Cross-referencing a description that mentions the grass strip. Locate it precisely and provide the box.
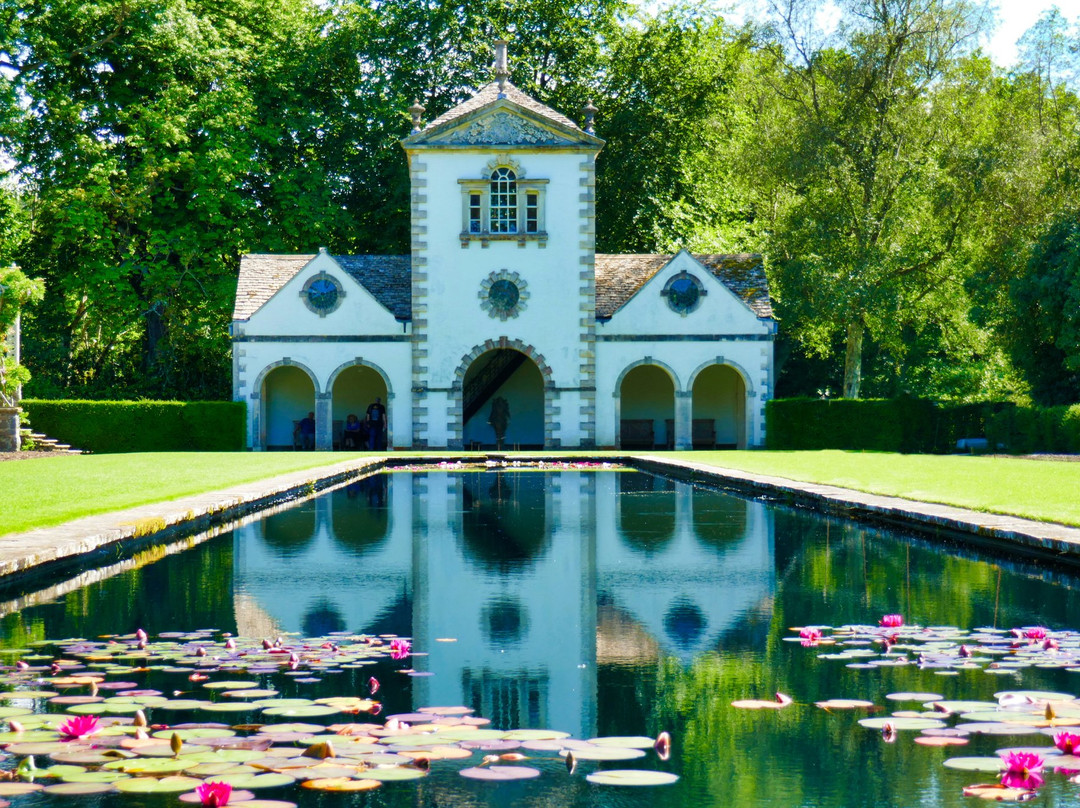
[669,450,1080,527]
[0,452,373,536]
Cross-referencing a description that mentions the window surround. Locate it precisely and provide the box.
[459,156,549,248]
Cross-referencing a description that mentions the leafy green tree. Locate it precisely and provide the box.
[753,0,997,398]
[0,263,44,405]
[595,8,757,253]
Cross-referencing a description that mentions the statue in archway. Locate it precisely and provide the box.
[488,396,510,448]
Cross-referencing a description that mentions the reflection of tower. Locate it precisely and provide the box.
[412,471,597,738]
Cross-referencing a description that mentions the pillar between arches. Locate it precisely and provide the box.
[316,392,333,451]
[674,390,692,451]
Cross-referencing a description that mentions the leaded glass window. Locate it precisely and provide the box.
[525,192,538,233]
[469,192,482,233]
[490,168,517,233]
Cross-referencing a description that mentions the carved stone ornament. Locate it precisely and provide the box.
[443,112,568,146]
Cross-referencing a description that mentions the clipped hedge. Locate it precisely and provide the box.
[986,404,1080,454]
[766,398,1010,453]
[22,400,246,453]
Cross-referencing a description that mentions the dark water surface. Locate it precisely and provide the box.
[2,469,1079,807]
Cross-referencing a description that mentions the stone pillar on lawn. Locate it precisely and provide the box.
[0,407,20,452]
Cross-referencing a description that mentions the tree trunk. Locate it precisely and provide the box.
[843,320,864,398]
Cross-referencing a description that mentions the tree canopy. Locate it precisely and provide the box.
[2,0,1078,404]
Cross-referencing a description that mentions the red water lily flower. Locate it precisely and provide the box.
[879,614,903,628]
[59,715,99,740]
[389,639,411,660]
[1001,751,1044,790]
[195,780,232,807]
[1021,627,1048,642]
[1055,732,1080,754]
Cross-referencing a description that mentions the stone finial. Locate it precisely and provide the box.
[582,99,597,134]
[494,39,510,97]
[409,100,426,134]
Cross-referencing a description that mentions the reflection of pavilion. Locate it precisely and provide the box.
[231,470,774,737]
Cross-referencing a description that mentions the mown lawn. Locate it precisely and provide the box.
[0,452,375,536]
[3,449,1077,537]
[671,450,1080,527]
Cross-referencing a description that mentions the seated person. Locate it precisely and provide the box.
[342,413,363,450]
[298,411,316,450]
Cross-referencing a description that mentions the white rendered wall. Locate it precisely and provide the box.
[595,252,774,448]
[409,146,595,447]
[234,253,413,449]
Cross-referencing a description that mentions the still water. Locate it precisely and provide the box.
[2,469,1080,807]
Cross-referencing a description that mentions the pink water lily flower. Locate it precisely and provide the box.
[1001,751,1044,790]
[1055,732,1080,755]
[879,614,903,628]
[799,627,822,646]
[58,714,99,740]
[195,780,232,807]
[1024,627,1048,641]
[389,639,411,660]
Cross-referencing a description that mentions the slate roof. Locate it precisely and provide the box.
[233,254,315,321]
[234,252,772,323]
[594,253,773,320]
[332,255,411,320]
[232,253,411,322]
[424,81,583,133]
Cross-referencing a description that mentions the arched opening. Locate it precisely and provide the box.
[616,471,676,554]
[331,478,390,557]
[619,365,674,449]
[462,349,544,449]
[692,364,746,449]
[262,365,316,450]
[460,472,549,571]
[259,502,317,556]
[331,365,389,450]
[692,489,749,554]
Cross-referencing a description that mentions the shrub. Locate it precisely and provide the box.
[766,398,1012,453]
[21,400,246,453]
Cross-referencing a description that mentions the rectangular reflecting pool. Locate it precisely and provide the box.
[2,468,1079,807]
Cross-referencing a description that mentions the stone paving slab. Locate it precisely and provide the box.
[636,455,1080,563]
[0,456,386,579]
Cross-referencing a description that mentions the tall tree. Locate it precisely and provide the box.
[753,0,995,398]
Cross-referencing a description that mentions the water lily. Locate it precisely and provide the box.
[368,676,380,695]
[655,731,671,760]
[881,721,897,743]
[195,780,232,807]
[799,627,822,646]
[58,715,99,740]
[1000,751,1044,790]
[1055,732,1080,754]
[879,614,903,628]
[389,638,411,660]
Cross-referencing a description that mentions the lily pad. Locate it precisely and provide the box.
[502,729,571,741]
[0,783,44,796]
[587,736,655,748]
[815,699,876,709]
[262,705,340,718]
[358,767,427,781]
[586,770,679,786]
[459,765,541,781]
[114,776,204,793]
[42,782,117,796]
[564,746,646,761]
[942,757,1007,772]
[858,717,946,730]
[961,783,1038,801]
[215,773,297,789]
[886,692,944,701]
[301,778,381,791]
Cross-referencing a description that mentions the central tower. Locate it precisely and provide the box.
[401,42,604,449]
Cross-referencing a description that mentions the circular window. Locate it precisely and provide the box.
[300,272,345,316]
[662,272,706,315]
[479,270,528,320]
[489,279,520,312]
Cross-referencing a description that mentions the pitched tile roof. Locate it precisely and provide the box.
[232,253,411,321]
[595,253,773,320]
[234,252,772,323]
[233,254,315,321]
[424,81,582,133]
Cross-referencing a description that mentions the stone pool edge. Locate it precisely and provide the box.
[0,456,389,580]
[634,455,1080,565]
[5,453,1080,583]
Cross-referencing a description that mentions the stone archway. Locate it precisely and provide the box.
[616,361,679,449]
[451,338,554,449]
[255,361,319,450]
[328,360,392,450]
[689,362,749,449]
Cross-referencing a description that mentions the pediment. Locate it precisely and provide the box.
[430,109,577,146]
[404,90,603,150]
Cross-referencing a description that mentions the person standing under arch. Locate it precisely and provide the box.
[366,397,386,450]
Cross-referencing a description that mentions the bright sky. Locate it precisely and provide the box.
[696,0,1080,67]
